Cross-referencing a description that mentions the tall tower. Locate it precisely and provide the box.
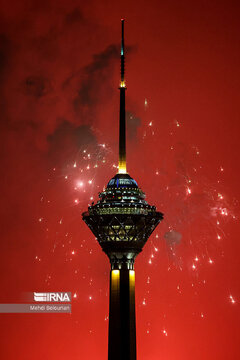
[82,20,163,360]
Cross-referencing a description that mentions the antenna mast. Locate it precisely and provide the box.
[118,19,127,174]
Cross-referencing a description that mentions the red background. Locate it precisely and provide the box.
[0,1,239,359]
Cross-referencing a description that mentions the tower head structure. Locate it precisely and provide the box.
[83,172,163,270]
[82,20,163,360]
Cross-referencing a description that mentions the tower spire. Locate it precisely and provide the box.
[120,19,125,85]
[119,19,127,174]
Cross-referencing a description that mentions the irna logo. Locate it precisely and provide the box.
[34,292,71,302]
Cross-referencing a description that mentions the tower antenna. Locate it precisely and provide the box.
[119,19,127,174]
[121,19,125,84]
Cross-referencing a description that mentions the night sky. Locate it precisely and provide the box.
[0,1,240,359]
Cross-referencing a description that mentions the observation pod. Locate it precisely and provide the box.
[83,173,163,270]
[82,20,163,360]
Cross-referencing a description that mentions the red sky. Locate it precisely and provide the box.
[0,0,240,359]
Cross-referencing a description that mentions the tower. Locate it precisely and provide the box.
[82,20,163,360]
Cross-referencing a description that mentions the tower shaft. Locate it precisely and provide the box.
[108,269,136,360]
[119,88,126,173]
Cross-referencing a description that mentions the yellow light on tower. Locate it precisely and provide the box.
[129,270,135,287]
[129,270,135,278]
[112,270,120,277]
[111,269,120,294]
[118,161,127,174]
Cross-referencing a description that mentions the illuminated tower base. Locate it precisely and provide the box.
[108,268,136,360]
